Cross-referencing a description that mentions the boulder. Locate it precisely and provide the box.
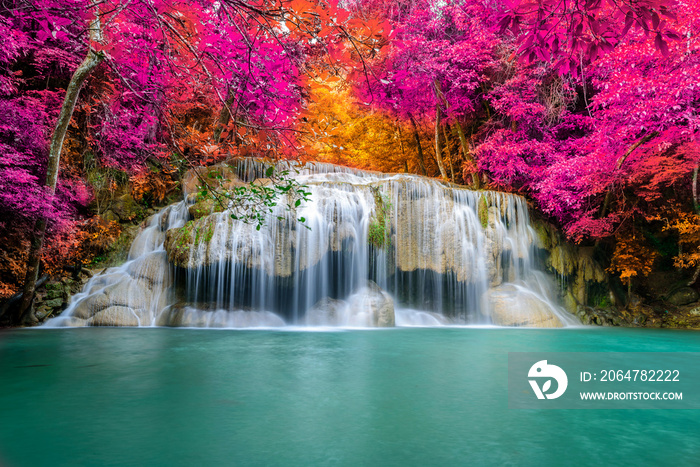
[45,282,65,300]
[182,164,246,196]
[159,206,172,231]
[102,279,150,310]
[305,297,348,326]
[102,210,119,223]
[69,274,155,321]
[155,305,207,327]
[126,252,171,288]
[34,305,53,321]
[347,281,395,327]
[88,306,140,326]
[489,284,564,327]
[188,198,220,220]
[155,305,285,328]
[111,193,137,221]
[72,293,112,319]
[42,298,64,309]
[667,287,699,306]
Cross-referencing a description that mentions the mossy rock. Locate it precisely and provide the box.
[188,198,222,220]
[102,210,119,223]
[110,193,137,221]
[478,195,488,228]
[43,298,64,309]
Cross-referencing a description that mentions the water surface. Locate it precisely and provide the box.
[0,327,698,466]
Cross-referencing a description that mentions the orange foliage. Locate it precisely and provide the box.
[0,238,29,299]
[607,231,658,284]
[43,217,122,275]
[130,163,179,203]
[660,211,700,269]
[301,84,439,174]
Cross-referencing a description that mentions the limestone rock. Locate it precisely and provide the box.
[159,206,172,231]
[155,305,285,327]
[156,305,208,327]
[563,290,578,314]
[577,248,606,283]
[126,252,171,288]
[489,284,564,327]
[182,164,246,196]
[88,306,140,326]
[42,298,64,309]
[164,212,325,277]
[305,297,348,326]
[348,281,395,327]
[549,245,576,276]
[69,267,164,321]
[72,293,112,319]
[667,287,699,306]
[102,210,119,223]
[188,198,220,220]
[111,193,137,221]
[102,279,150,310]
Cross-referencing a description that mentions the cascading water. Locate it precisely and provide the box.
[45,159,579,328]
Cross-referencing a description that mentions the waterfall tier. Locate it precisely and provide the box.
[46,159,579,328]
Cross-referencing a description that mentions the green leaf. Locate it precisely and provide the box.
[266,166,275,177]
[295,199,301,207]
[299,217,306,223]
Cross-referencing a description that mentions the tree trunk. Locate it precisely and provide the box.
[396,122,409,172]
[442,123,455,182]
[693,164,699,215]
[687,164,700,286]
[432,87,448,181]
[409,115,427,176]
[454,121,480,188]
[432,79,479,187]
[213,90,237,143]
[18,16,104,324]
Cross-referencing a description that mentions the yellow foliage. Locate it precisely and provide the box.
[131,165,178,203]
[301,84,441,175]
[607,231,658,285]
[664,211,700,269]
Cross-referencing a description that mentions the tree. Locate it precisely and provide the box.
[354,0,498,185]
[1,0,387,322]
[19,10,105,322]
[497,0,680,75]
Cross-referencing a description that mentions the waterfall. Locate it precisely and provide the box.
[45,160,579,328]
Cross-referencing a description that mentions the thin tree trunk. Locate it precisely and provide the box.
[693,164,699,214]
[431,81,448,181]
[18,15,104,324]
[408,115,427,176]
[687,163,700,286]
[396,122,409,172]
[432,79,479,187]
[442,123,455,182]
[454,121,480,188]
[213,89,237,143]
